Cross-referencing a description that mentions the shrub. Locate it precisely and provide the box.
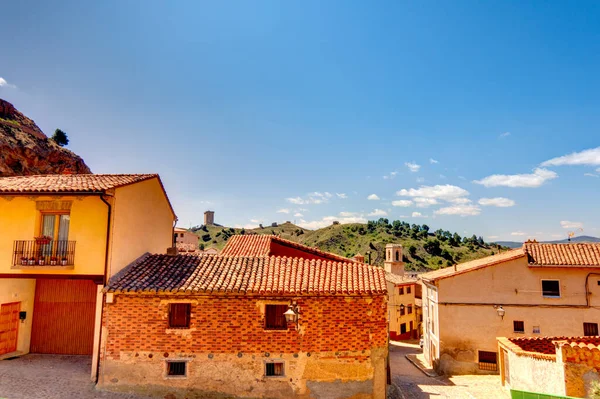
[51,129,69,146]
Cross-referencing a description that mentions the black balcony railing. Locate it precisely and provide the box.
[13,240,76,266]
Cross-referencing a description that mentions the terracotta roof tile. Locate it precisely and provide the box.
[505,336,600,356]
[221,235,355,263]
[420,249,526,282]
[105,254,387,296]
[0,174,158,193]
[524,241,600,266]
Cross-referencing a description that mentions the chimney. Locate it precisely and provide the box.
[166,247,179,256]
[353,253,365,263]
[204,210,215,226]
[384,243,404,275]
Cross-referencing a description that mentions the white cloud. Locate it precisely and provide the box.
[597,168,600,173]
[286,192,331,205]
[448,197,472,205]
[392,200,413,207]
[434,204,481,217]
[339,211,360,217]
[560,221,583,229]
[367,194,380,200]
[405,162,421,172]
[276,208,290,214]
[411,212,426,218]
[541,147,600,167]
[499,132,511,139]
[487,235,499,240]
[0,77,16,89]
[250,219,263,223]
[293,212,303,217]
[584,173,599,178]
[416,177,425,183]
[383,171,398,180]
[511,231,526,236]
[430,158,439,164]
[439,174,446,179]
[473,168,558,188]
[414,197,439,208]
[297,215,367,230]
[396,184,470,201]
[336,193,348,199]
[478,197,516,207]
[368,209,388,217]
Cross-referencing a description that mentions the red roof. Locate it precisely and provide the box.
[507,336,600,355]
[0,174,159,193]
[524,241,600,266]
[0,173,177,219]
[106,254,387,296]
[221,235,355,263]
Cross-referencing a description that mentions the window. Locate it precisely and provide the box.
[395,251,400,261]
[265,361,284,377]
[40,213,70,257]
[407,286,411,294]
[478,351,497,371]
[400,306,405,316]
[399,287,404,295]
[167,361,186,376]
[407,305,413,314]
[168,303,191,328]
[584,322,599,336]
[513,321,525,333]
[542,280,560,297]
[532,326,541,334]
[400,323,407,334]
[265,304,288,330]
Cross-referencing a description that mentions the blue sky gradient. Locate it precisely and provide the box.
[1,1,599,240]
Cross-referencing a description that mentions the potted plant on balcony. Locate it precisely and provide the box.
[28,256,35,266]
[34,235,52,245]
[38,256,45,266]
[20,256,28,266]
[50,256,58,266]
[61,257,68,266]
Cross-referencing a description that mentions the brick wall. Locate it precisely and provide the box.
[99,293,388,398]
[102,294,387,358]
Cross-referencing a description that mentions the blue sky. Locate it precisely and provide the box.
[1,1,599,241]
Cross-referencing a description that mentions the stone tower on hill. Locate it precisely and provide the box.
[204,210,214,226]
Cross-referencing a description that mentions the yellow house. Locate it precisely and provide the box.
[421,241,600,375]
[174,227,199,252]
[0,174,176,380]
[383,244,421,340]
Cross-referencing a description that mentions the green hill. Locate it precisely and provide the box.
[189,219,506,272]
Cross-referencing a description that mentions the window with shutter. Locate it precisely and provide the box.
[265,361,285,376]
[513,321,525,333]
[169,303,191,328]
[584,322,599,336]
[265,304,288,330]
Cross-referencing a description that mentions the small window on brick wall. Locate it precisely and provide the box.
[513,321,525,333]
[265,304,288,330]
[167,361,186,377]
[265,361,284,377]
[169,303,191,328]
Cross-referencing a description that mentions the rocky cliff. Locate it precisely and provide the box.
[0,99,91,176]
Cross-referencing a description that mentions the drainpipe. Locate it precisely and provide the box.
[95,193,113,384]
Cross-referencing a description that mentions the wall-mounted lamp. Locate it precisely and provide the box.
[493,305,505,320]
[19,311,27,323]
[399,304,405,312]
[284,303,300,330]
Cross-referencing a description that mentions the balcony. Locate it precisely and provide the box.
[13,240,76,267]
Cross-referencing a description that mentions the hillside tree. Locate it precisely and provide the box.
[51,129,69,146]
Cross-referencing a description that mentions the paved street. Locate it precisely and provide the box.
[389,341,510,399]
[0,355,147,399]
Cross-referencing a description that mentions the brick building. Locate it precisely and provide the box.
[98,247,388,398]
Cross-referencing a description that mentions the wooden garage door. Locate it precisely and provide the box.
[30,279,97,355]
[0,302,20,356]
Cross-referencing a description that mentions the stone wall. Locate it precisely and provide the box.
[98,294,388,398]
[561,344,600,398]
